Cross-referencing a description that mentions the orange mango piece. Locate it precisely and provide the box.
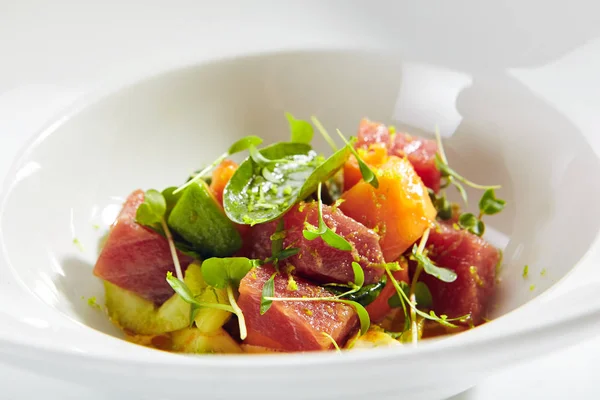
[343,143,388,191]
[209,159,249,237]
[210,159,239,204]
[339,156,436,262]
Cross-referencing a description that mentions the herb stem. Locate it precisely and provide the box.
[386,264,461,327]
[409,228,431,344]
[161,219,184,281]
[227,285,247,340]
[175,153,226,194]
[192,301,236,313]
[264,296,340,303]
[435,126,449,165]
[322,332,342,352]
[311,116,338,152]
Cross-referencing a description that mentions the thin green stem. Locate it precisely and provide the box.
[227,285,247,340]
[322,332,341,352]
[191,301,235,313]
[161,219,183,281]
[311,116,338,152]
[174,153,226,194]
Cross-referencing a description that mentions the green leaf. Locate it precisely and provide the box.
[223,143,315,224]
[351,261,365,289]
[458,212,485,236]
[260,272,276,315]
[479,188,506,215]
[302,183,353,251]
[275,247,300,261]
[454,180,468,205]
[458,212,478,229]
[338,300,370,335]
[228,135,263,155]
[223,139,351,225]
[413,281,433,308]
[135,189,166,230]
[162,187,183,219]
[336,129,379,188]
[286,112,314,144]
[270,219,285,259]
[388,281,433,308]
[411,246,457,283]
[201,257,257,289]
[166,271,197,303]
[321,228,353,251]
[166,271,236,323]
[428,189,453,220]
[330,275,387,306]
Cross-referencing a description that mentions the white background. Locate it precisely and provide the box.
[1,1,599,399]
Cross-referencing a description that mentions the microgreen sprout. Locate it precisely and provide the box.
[336,129,379,189]
[201,257,259,340]
[433,127,505,236]
[303,182,353,251]
[166,272,236,327]
[286,112,314,144]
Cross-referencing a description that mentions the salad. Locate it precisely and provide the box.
[93,115,505,353]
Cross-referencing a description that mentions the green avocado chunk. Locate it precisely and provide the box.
[168,181,242,257]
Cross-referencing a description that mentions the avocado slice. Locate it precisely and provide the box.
[105,262,231,335]
[167,181,242,257]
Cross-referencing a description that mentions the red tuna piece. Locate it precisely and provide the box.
[390,132,441,192]
[356,118,441,192]
[94,190,193,304]
[238,265,358,351]
[418,223,499,325]
[244,203,386,285]
[357,118,392,149]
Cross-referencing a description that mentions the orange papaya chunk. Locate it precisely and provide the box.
[340,156,436,262]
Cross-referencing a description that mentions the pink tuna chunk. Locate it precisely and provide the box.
[93,190,193,304]
[242,202,386,285]
[238,264,358,351]
[419,223,499,325]
[356,118,441,192]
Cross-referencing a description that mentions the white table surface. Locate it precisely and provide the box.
[1,1,598,399]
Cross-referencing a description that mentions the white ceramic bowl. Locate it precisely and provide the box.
[2,4,600,400]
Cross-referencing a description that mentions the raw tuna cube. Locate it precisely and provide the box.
[419,223,499,324]
[238,265,358,351]
[94,190,193,304]
[355,118,441,192]
[242,203,386,286]
[357,118,392,149]
[390,132,441,193]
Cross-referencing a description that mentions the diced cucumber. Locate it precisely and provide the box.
[167,181,241,257]
[171,327,242,354]
[186,262,232,333]
[104,262,232,336]
[104,281,189,335]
